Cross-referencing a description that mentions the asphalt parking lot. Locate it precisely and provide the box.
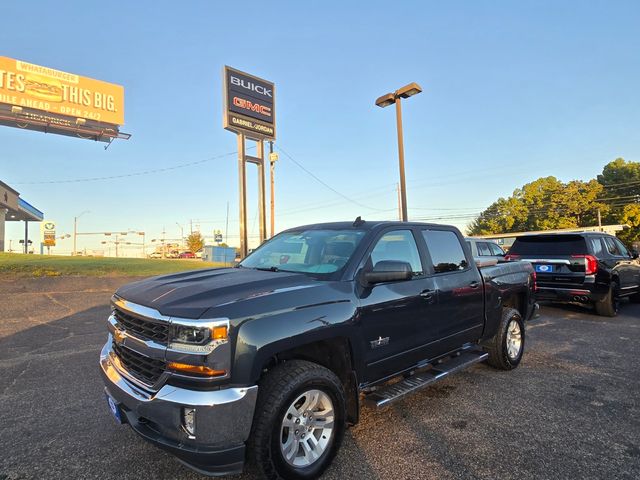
[1,276,638,480]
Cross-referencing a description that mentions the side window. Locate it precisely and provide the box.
[613,238,630,257]
[489,243,505,256]
[370,230,423,274]
[477,242,491,256]
[604,237,622,256]
[422,230,469,274]
[590,237,604,257]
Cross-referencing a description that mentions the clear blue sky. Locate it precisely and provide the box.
[2,0,639,253]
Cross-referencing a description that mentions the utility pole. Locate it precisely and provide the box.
[597,208,602,231]
[397,183,402,221]
[176,222,184,247]
[225,201,229,244]
[269,141,278,237]
[73,210,90,256]
[161,226,166,259]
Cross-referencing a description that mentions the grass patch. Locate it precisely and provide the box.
[0,253,229,278]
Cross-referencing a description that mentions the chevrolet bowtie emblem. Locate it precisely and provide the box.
[113,328,125,344]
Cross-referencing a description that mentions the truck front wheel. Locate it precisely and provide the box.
[485,308,525,370]
[249,360,346,480]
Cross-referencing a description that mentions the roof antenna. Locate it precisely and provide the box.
[353,216,365,227]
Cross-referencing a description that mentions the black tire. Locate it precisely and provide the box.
[594,281,620,317]
[248,360,346,480]
[485,308,525,370]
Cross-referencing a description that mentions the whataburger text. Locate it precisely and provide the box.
[0,56,124,125]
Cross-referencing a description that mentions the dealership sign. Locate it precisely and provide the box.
[41,220,56,247]
[223,66,275,140]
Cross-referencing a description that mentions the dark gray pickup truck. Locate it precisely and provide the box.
[100,220,537,479]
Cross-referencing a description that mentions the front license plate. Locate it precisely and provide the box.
[106,394,124,424]
[535,264,554,273]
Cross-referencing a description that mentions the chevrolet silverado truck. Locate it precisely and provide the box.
[100,220,537,479]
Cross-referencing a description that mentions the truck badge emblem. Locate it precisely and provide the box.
[370,336,390,348]
[113,328,125,345]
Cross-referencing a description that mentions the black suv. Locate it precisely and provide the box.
[506,232,640,316]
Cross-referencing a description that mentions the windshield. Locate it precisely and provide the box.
[239,229,367,276]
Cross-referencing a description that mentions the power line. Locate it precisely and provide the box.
[275,144,391,212]
[11,149,249,185]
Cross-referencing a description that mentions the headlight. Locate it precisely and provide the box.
[172,325,211,345]
[169,321,229,353]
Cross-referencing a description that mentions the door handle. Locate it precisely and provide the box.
[469,281,480,289]
[420,289,435,300]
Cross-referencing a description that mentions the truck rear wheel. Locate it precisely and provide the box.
[248,360,346,480]
[594,281,619,317]
[485,308,525,370]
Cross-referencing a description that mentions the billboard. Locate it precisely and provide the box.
[223,66,275,140]
[41,220,56,247]
[0,56,124,126]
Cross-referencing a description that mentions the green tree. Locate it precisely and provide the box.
[597,158,640,224]
[618,203,640,246]
[468,177,607,235]
[186,232,204,253]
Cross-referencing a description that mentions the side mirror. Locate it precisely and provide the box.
[363,260,413,285]
[632,250,639,260]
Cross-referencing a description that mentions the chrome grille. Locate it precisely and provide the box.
[112,342,166,386]
[113,307,169,344]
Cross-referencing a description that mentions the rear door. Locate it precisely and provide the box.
[603,236,640,292]
[508,235,591,290]
[419,228,484,355]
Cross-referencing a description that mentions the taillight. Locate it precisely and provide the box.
[572,254,598,275]
[504,254,520,261]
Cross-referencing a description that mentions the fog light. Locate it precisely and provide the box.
[183,408,196,438]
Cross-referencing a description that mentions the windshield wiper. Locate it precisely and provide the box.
[255,266,280,272]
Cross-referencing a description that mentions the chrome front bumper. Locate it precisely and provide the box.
[100,341,258,475]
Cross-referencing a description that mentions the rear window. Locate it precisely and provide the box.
[509,235,588,256]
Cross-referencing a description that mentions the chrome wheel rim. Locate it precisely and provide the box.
[279,389,334,468]
[506,319,522,359]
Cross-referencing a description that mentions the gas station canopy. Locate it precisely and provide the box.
[1,180,43,222]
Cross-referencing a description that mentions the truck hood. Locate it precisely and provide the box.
[114,267,319,319]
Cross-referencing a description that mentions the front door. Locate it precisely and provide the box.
[358,229,432,383]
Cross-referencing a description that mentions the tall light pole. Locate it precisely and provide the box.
[375,82,423,222]
[73,210,90,255]
[176,222,184,247]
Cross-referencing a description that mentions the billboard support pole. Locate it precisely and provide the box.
[238,134,248,259]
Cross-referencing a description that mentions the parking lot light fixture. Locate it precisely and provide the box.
[375,82,423,222]
[375,93,395,108]
[396,82,422,98]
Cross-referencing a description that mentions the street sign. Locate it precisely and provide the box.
[223,66,275,140]
[214,233,223,243]
[41,220,56,247]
